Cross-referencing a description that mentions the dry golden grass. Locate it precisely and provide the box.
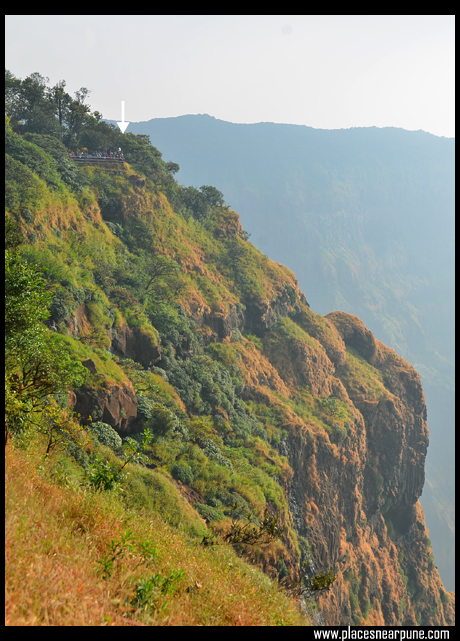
[236,340,291,397]
[5,444,311,626]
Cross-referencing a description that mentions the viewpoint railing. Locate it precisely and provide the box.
[70,156,125,164]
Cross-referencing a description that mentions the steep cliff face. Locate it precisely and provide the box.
[190,279,454,624]
[260,311,453,625]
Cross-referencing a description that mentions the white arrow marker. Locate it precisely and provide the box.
[117,101,129,133]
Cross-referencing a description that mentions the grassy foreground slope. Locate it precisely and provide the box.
[5,443,309,626]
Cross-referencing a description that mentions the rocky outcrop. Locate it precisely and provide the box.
[65,304,91,339]
[293,307,347,368]
[187,285,306,343]
[111,325,162,368]
[195,298,454,624]
[70,380,138,433]
[212,208,247,240]
[244,296,293,335]
[82,358,97,374]
[326,311,384,367]
[203,303,245,340]
[274,335,335,397]
[275,311,454,625]
[63,307,162,369]
[237,342,291,397]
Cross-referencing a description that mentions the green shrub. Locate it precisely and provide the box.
[244,333,263,351]
[277,558,290,581]
[171,463,194,485]
[22,208,34,224]
[151,406,176,437]
[303,567,336,596]
[136,396,177,437]
[217,490,249,512]
[347,573,360,614]
[89,421,122,450]
[320,396,346,418]
[130,569,185,614]
[202,438,233,471]
[398,565,409,588]
[23,132,84,191]
[349,591,360,612]
[330,422,347,444]
[385,516,395,539]
[440,591,450,605]
[231,328,242,342]
[205,496,222,508]
[5,127,63,189]
[360,596,371,618]
[49,287,75,322]
[5,153,46,214]
[87,456,125,492]
[194,502,224,523]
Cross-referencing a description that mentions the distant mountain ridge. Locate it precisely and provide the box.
[113,115,455,591]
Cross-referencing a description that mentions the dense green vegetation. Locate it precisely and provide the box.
[126,113,455,592]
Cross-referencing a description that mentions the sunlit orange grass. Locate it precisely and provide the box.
[236,340,291,397]
[154,537,305,626]
[5,446,132,626]
[5,445,310,626]
[34,189,84,233]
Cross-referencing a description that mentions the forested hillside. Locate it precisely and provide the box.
[5,71,454,626]
[124,114,455,591]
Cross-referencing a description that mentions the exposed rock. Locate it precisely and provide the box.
[293,306,347,368]
[70,380,137,433]
[82,358,97,374]
[203,303,245,340]
[175,336,194,359]
[111,325,162,368]
[67,390,77,408]
[276,311,453,625]
[326,311,384,367]
[72,304,91,338]
[185,285,304,345]
[237,341,291,396]
[64,314,78,337]
[244,296,290,334]
[172,480,205,506]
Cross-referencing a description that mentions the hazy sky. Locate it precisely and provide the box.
[5,15,455,138]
